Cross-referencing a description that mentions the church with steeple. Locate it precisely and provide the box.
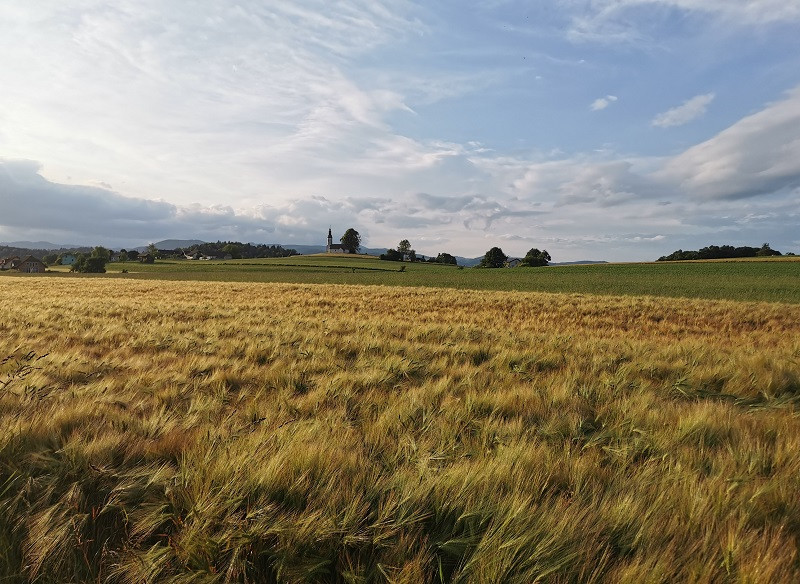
[326,228,346,253]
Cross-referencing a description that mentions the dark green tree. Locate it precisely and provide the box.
[340,229,361,254]
[380,249,404,261]
[397,239,411,256]
[519,248,551,267]
[222,243,241,259]
[91,246,111,262]
[433,252,457,265]
[479,247,507,268]
[756,243,781,257]
[71,253,107,273]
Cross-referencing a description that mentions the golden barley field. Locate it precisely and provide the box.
[1,276,800,583]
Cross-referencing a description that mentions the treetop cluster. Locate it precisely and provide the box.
[657,243,782,262]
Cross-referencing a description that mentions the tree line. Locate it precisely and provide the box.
[379,239,458,265]
[1,246,91,264]
[49,241,300,273]
[657,243,784,261]
[478,247,551,268]
[180,241,298,259]
[378,240,552,268]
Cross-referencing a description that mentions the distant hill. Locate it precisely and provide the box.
[0,241,81,250]
[455,256,482,267]
[0,243,92,260]
[132,239,207,252]
[287,244,389,256]
[156,239,207,250]
[282,244,325,255]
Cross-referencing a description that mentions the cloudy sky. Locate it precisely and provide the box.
[2,1,799,261]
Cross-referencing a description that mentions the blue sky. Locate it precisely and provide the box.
[1,1,799,260]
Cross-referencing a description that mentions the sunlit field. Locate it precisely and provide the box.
[2,277,800,582]
[36,254,800,304]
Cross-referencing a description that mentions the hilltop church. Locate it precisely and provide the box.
[326,228,347,253]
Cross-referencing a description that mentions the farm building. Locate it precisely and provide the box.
[3,256,47,273]
[0,256,20,270]
[0,257,21,271]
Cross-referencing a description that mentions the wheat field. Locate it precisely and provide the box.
[1,276,799,582]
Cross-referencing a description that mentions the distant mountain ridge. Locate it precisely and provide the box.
[132,239,208,252]
[0,241,82,250]
[285,244,389,256]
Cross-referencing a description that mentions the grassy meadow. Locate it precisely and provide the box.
[37,254,800,304]
[2,275,800,582]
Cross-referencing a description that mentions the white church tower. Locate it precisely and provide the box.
[326,227,345,253]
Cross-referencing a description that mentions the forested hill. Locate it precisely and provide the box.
[0,245,91,260]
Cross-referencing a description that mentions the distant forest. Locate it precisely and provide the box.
[0,242,298,263]
[181,241,298,259]
[657,243,786,261]
[0,245,91,261]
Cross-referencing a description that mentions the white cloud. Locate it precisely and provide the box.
[507,155,668,207]
[0,158,535,250]
[590,95,618,111]
[506,87,800,208]
[3,146,799,261]
[636,0,800,25]
[566,0,800,43]
[658,87,800,199]
[0,1,426,206]
[0,158,355,246]
[652,93,715,128]
[1,2,799,261]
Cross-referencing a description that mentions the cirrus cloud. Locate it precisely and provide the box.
[652,93,715,128]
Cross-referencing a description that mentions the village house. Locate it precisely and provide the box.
[16,256,47,273]
[60,254,77,266]
[0,257,21,271]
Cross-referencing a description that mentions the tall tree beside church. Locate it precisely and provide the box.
[340,229,361,254]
